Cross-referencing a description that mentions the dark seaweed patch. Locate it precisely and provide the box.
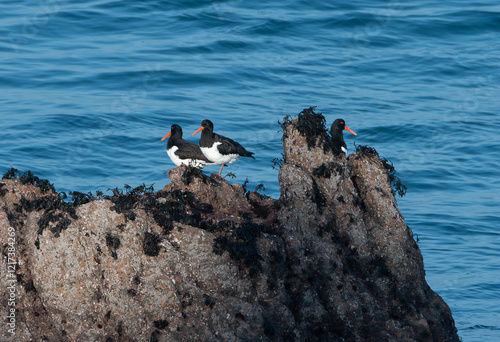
[199,219,236,233]
[223,172,236,179]
[108,191,137,221]
[25,279,36,293]
[125,183,155,196]
[180,166,206,185]
[3,168,274,256]
[203,294,216,308]
[281,107,333,153]
[310,179,326,214]
[255,183,266,193]
[0,183,7,197]
[17,196,64,214]
[105,187,206,233]
[70,184,208,234]
[139,196,174,234]
[70,191,96,206]
[158,190,207,228]
[15,194,77,237]
[117,322,123,337]
[381,159,407,197]
[106,233,121,249]
[143,232,162,257]
[37,210,73,237]
[246,190,275,220]
[271,156,284,170]
[153,320,169,330]
[355,144,379,156]
[213,221,264,277]
[153,319,168,330]
[313,163,331,178]
[106,233,121,259]
[352,195,366,211]
[106,184,155,221]
[21,171,56,194]
[150,330,161,342]
[2,167,20,180]
[241,178,250,192]
[52,217,71,237]
[2,168,56,194]
[251,202,270,219]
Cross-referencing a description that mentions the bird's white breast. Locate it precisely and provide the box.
[201,143,240,165]
[167,146,208,168]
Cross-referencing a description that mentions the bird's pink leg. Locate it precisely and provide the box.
[218,164,224,177]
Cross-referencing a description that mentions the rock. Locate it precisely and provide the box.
[277,110,458,341]
[0,110,459,341]
[164,166,253,218]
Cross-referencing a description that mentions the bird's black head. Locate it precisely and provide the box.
[161,124,183,141]
[200,119,214,132]
[170,124,183,136]
[331,118,357,136]
[331,118,346,131]
[191,119,214,137]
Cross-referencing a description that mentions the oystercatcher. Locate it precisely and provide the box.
[331,119,357,154]
[191,119,255,176]
[161,124,215,168]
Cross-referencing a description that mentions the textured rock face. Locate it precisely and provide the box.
[277,113,457,341]
[0,112,459,341]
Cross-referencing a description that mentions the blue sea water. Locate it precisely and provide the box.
[1,1,499,340]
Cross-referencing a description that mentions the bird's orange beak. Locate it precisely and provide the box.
[161,132,171,141]
[191,126,204,136]
[345,126,357,136]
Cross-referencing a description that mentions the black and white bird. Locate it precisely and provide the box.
[191,119,255,176]
[161,124,215,168]
[330,118,357,154]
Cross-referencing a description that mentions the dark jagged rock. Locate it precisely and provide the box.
[279,113,458,341]
[0,111,459,341]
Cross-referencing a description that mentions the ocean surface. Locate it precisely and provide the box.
[1,1,499,340]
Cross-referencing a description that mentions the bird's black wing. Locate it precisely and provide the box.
[175,140,212,162]
[215,134,255,158]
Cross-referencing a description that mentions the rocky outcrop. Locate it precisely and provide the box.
[0,110,459,341]
[277,111,457,341]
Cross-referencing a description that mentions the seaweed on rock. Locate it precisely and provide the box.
[70,191,97,206]
[281,107,334,153]
[3,168,56,194]
[143,232,162,257]
[0,183,7,197]
[355,144,407,197]
[106,184,154,221]
[213,220,265,278]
